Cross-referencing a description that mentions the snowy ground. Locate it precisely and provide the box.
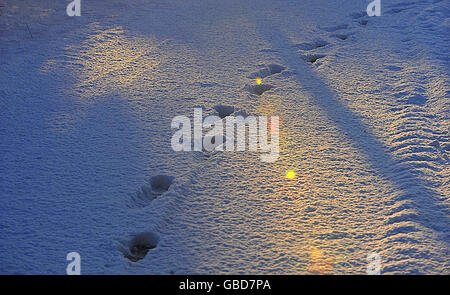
[0,0,448,274]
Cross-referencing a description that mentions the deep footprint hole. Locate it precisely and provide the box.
[213,105,235,119]
[338,35,347,40]
[358,19,368,26]
[267,64,285,75]
[150,175,174,193]
[247,84,274,95]
[333,33,349,40]
[303,54,326,64]
[122,232,159,262]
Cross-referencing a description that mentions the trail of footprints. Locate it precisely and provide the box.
[118,3,447,268]
[297,1,420,66]
[196,64,286,155]
[295,6,415,65]
[119,175,174,262]
[296,15,359,65]
[119,63,286,263]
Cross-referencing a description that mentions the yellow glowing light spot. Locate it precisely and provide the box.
[256,77,262,85]
[310,247,323,260]
[286,170,296,179]
[308,247,334,274]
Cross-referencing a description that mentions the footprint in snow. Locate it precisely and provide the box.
[245,84,275,95]
[332,32,352,41]
[295,39,329,50]
[302,54,327,65]
[127,175,174,208]
[248,64,285,79]
[245,64,285,95]
[119,232,159,262]
[357,18,369,26]
[213,104,235,119]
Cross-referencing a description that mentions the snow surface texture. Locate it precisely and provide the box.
[0,0,448,274]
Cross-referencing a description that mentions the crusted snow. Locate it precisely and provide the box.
[0,0,448,274]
